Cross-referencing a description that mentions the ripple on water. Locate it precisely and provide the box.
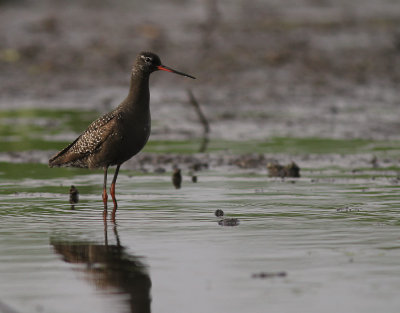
[1,167,400,313]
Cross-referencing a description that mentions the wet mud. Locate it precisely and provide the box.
[1,0,400,144]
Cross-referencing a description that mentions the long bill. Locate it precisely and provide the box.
[157,65,196,79]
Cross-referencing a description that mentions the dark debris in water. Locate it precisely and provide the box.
[69,185,79,204]
[252,272,287,279]
[267,161,300,178]
[172,167,182,189]
[218,218,240,227]
[215,209,224,217]
[336,207,361,212]
[214,209,239,226]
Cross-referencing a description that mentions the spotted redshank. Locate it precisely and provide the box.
[49,51,195,220]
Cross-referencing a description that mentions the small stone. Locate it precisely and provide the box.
[215,209,224,217]
[267,161,300,178]
[69,185,79,204]
[172,168,182,189]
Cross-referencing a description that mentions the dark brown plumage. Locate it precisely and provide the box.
[49,51,195,221]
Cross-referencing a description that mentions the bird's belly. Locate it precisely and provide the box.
[124,126,150,158]
[87,116,151,168]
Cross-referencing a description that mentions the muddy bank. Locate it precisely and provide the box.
[1,0,400,143]
[0,150,397,174]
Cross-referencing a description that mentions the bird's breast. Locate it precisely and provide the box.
[118,112,151,156]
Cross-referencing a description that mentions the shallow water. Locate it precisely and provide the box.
[2,0,400,311]
[1,162,400,313]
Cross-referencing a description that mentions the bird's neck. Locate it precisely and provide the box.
[123,71,150,112]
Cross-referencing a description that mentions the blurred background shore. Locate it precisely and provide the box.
[1,0,399,145]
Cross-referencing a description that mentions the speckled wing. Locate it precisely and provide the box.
[48,111,118,168]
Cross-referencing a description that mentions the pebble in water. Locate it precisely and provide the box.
[69,185,79,204]
[172,168,182,189]
[215,209,224,217]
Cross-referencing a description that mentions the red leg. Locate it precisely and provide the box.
[110,164,121,222]
[102,166,108,219]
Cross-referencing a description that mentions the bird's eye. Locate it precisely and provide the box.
[145,57,152,63]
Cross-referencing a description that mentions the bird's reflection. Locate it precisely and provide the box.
[50,223,151,313]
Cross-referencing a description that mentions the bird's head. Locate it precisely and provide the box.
[134,51,195,79]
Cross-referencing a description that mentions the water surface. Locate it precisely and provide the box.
[1,163,400,313]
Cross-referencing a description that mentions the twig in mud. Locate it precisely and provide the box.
[187,89,210,134]
[187,89,210,153]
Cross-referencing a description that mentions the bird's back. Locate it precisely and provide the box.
[49,110,118,168]
[49,103,151,169]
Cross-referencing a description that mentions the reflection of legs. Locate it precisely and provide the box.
[111,164,121,221]
[102,166,108,220]
[113,224,120,247]
[104,217,108,246]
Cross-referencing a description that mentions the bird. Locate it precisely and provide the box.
[172,167,182,189]
[49,51,195,221]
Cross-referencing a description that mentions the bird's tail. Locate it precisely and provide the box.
[48,153,65,167]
